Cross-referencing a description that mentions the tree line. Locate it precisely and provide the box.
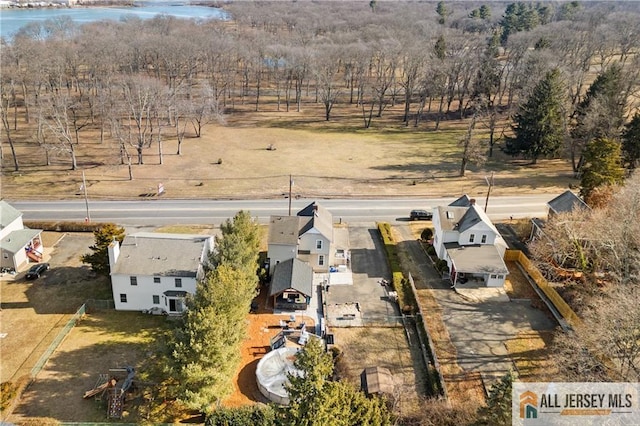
[1,1,639,186]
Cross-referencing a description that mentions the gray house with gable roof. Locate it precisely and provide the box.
[267,202,340,275]
[432,197,508,287]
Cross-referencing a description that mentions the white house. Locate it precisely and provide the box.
[267,202,347,275]
[432,196,508,287]
[0,200,44,271]
[108,232,213,313]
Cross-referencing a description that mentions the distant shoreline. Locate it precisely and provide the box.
[0,1,136,10]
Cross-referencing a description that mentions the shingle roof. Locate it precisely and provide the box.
[548,191,589,215]
[268,202,333,246]
[0,228,41,254]
[457,204,499,234]
[448,194,472,207]
[112,233,211,277]
[268,216,301,245]
[0,201,22,229]
[298,202,333,240]
[270,258,314,297]
[435,206,469,231]
[445,243,508,274]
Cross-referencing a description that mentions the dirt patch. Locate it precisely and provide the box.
[331,327,424,417]
[504,261,540,300]
[505,330,556,381]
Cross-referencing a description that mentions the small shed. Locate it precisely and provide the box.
[360,366,394,397]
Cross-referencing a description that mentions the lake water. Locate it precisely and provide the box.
[0,1,227,39]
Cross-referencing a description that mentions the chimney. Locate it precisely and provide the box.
[469,198,476,206]
[108,240,120,273]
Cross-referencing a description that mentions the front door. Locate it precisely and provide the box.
[169,298,184,313]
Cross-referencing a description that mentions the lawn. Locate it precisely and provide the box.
[332,326,425,418]
[8,310,175,425]
[1,101,576,201]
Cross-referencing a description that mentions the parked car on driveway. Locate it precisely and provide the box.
[25,263,49,280]
[410,209,433,221]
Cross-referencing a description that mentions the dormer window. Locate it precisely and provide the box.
[469,234,475,243]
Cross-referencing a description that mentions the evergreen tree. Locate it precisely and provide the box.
[622,113,640,169]
[479,4,491,20]
[211,210,261,275]
[580,137,625,202]
[572,65,626,145]
[436,1,448,25]
[80,223,125,275]
[475,371,514,426]
[281,338,391,426]
[167,210,261,413]
[500,3,540,45]
[505,69,566,163]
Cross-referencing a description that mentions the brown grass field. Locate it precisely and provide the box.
[1,101,577,201]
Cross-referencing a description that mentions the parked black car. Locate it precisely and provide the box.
[25,263,49,280]
[410,209,433,221]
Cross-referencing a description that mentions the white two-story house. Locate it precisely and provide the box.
[0,201,44,271]
[432,196,508,287]
[267,202,350,310]
[267,202,341,274]
[108,232,213,313]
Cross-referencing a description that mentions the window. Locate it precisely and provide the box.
[153,295,160,304]
[318,255,325,266]
[154,277,161,283]
[469,234,475,243]
[120,294,127,303]
[481,235,487,244]
[130,276,137,286]
[490,274,497,279]
[316,240,323,250]
[175,278,182,288]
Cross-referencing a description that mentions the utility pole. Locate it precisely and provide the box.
[288,174,293,216]
[484,171,494,213]
[82,170,91,222]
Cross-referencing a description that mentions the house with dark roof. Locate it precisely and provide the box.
[267,202,346,275]
[107,233,213,313]
[432,198,508,287]
[530,190,590,240]
[269,258,314,310]
[0,201,44,271]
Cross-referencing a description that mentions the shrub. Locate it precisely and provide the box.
[0,381,17,411]
[24,221,116,233]
[205,405,275,426]
[421,227,434,241]
[435,259,448,273]
[426,245,436,256]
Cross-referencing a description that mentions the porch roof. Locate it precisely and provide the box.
[270,258,313,297]
[0,228,41,254]
[445,243,508,274]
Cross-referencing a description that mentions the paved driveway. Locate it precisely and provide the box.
[395,225,556,385]
[325,226,399,326]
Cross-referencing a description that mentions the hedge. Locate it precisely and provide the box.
[377,222,407,305]
[24,221,116,232]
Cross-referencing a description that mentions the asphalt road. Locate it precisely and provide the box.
[9,195,550,226]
